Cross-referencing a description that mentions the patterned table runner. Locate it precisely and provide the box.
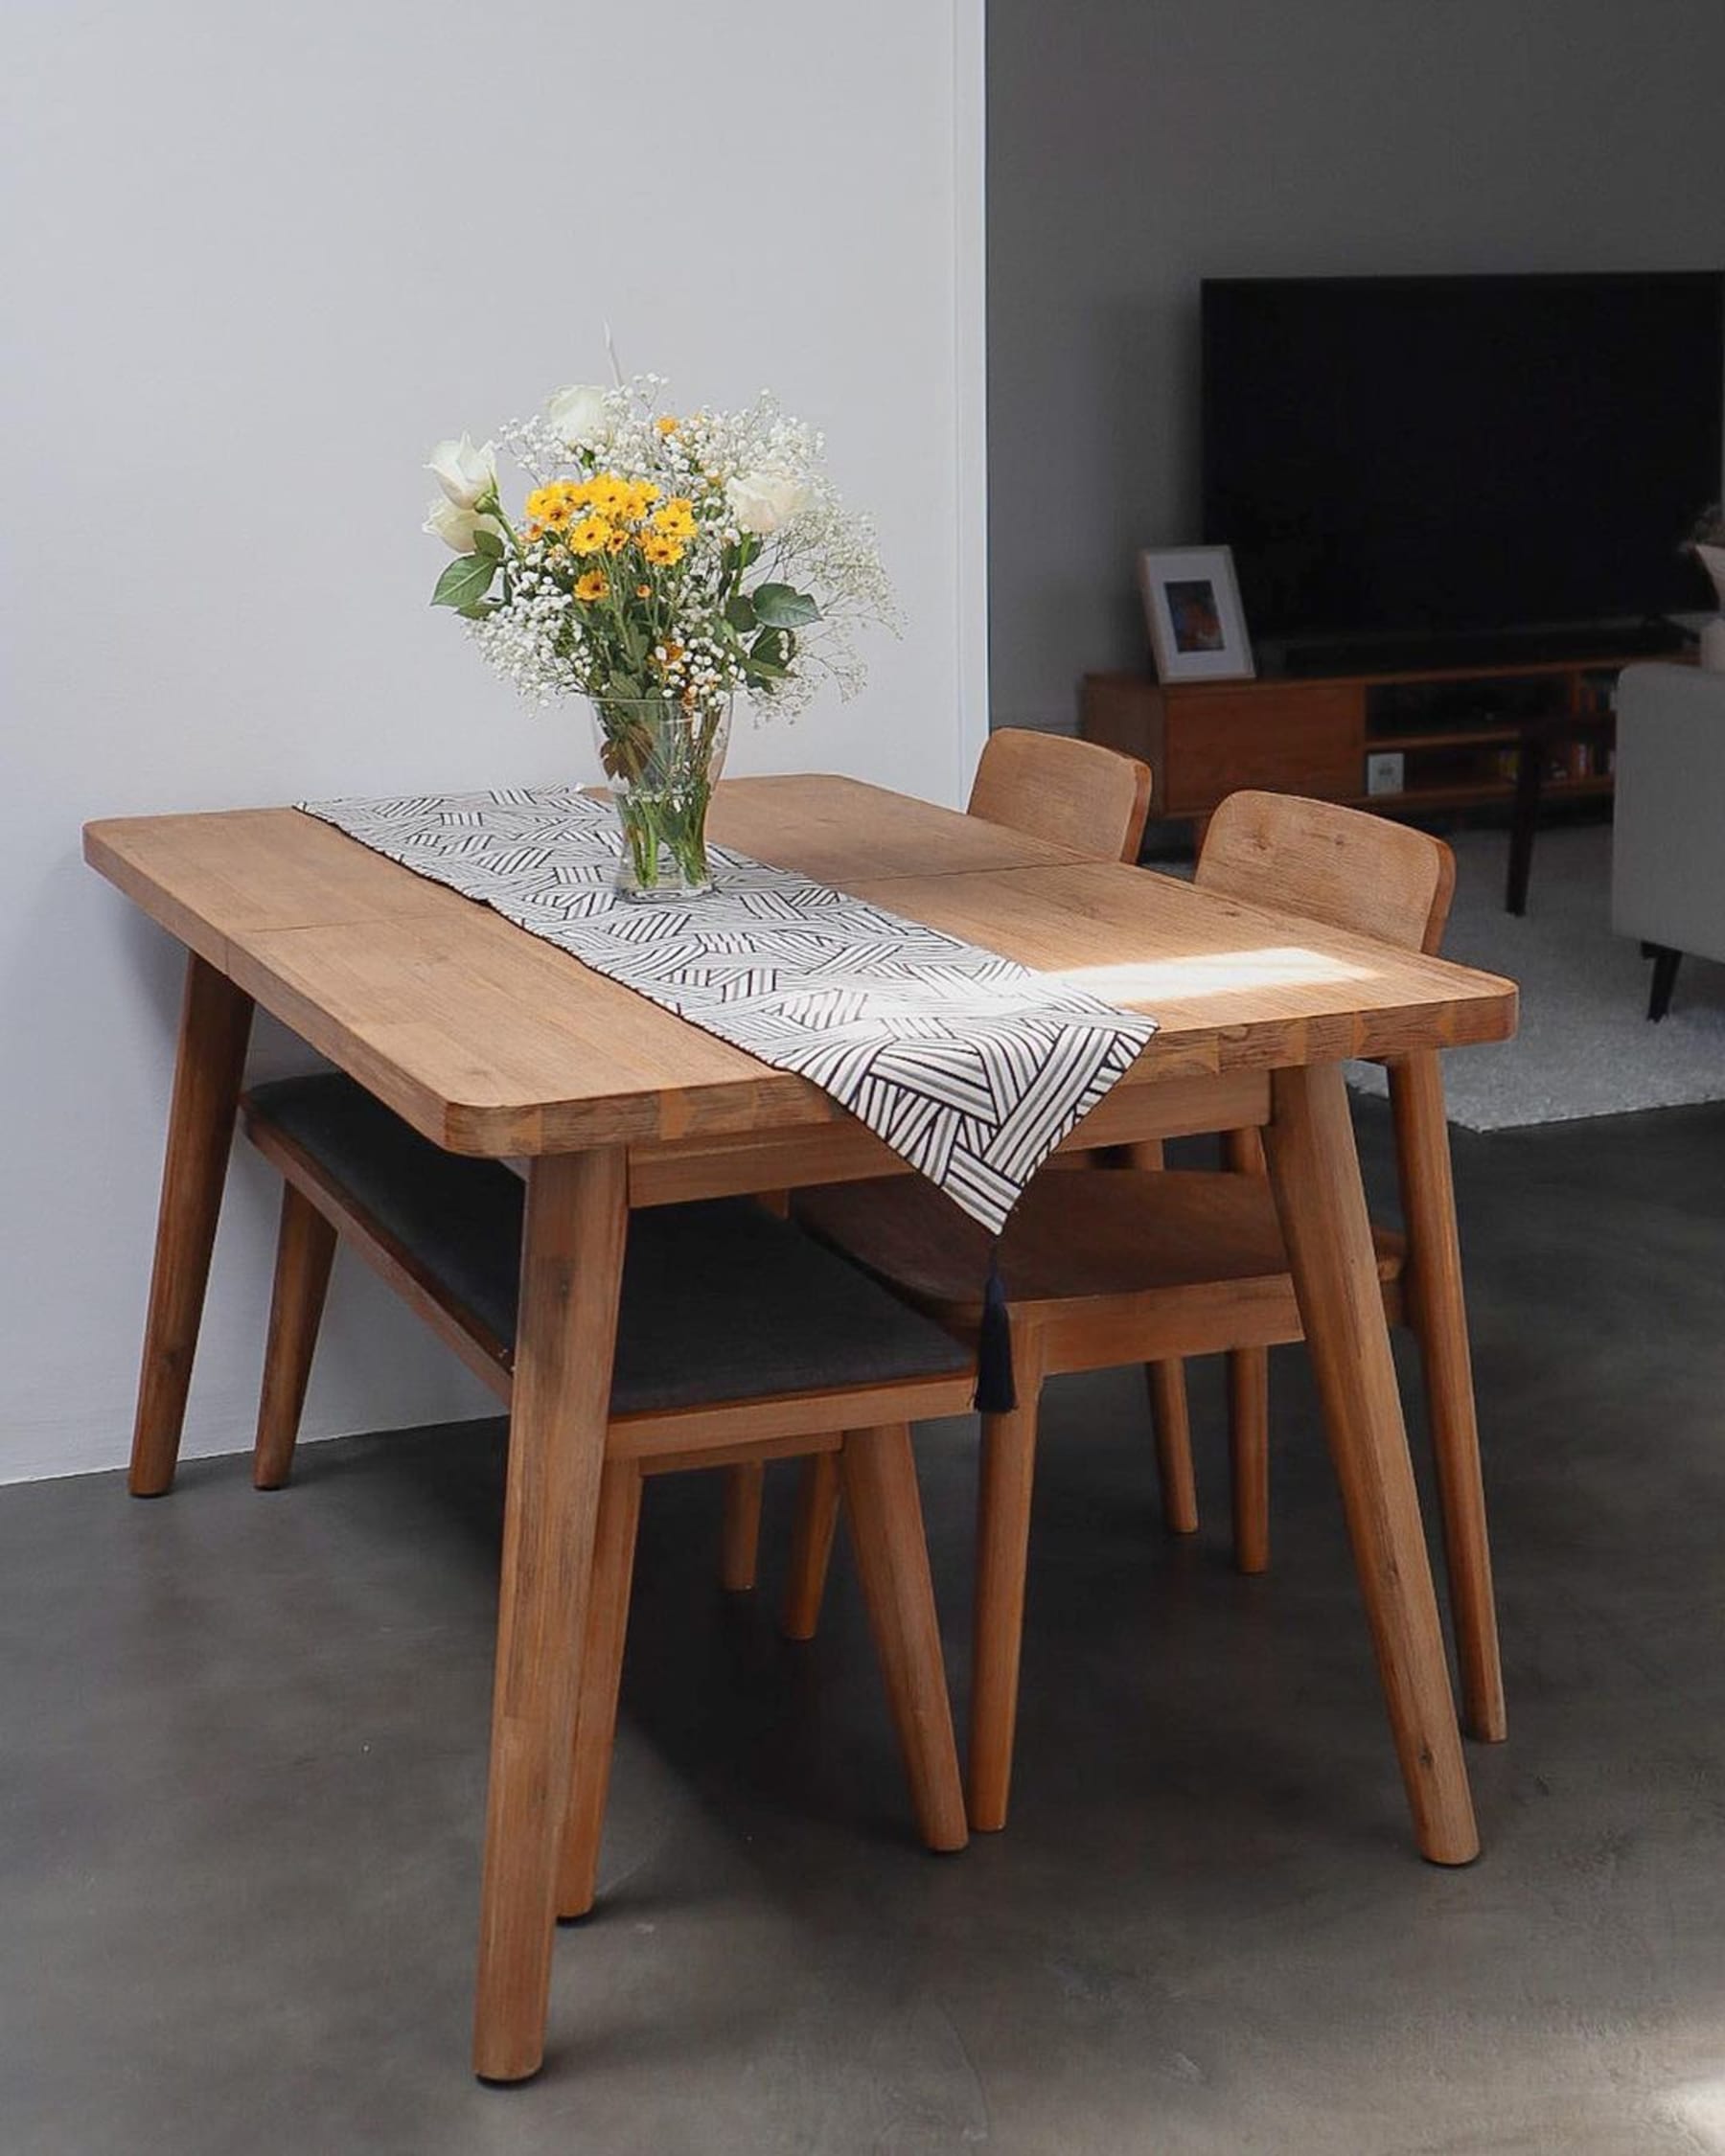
[299,786,1156,1235]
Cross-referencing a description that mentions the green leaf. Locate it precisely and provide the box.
[724,592,757,632]
[454,598,499,621]
[431,554,498,610]
[750,582,820,631]
[747,626,794,680]
[472,527,504,560]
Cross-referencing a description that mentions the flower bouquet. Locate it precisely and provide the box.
[424,376,894,899]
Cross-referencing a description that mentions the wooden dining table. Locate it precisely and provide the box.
[84,772,1518,2081]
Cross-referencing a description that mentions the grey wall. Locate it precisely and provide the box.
[987,0,1725,729]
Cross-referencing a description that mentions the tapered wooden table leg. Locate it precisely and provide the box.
[1262,1063,1479,1866]
[1389,1053,1506,1743]
[967,1323,1046,1834]
[841,1425,968,1853]
[129,952,254,1497]
[472,1147,627,2084]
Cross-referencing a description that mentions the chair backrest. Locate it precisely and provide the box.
[967,728,1152,865]
[1196,791,1455,954]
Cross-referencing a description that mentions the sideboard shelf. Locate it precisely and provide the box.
[1077,650,1654,838]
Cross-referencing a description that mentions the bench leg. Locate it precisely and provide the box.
[781,1452,842,1640]
[1146,1362,1200,1534]
[253,1184,337,1490]
[719,1461,765,1591]
[841,1425,967,1853]
[556,1460,644,1922]
[129,953,254,1496]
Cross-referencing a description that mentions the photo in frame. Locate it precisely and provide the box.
[1137,545,1254,683]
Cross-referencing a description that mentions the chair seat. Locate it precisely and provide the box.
[244,1076,973,1415]
[795,1168,1405,1322]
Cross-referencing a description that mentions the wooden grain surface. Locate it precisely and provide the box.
[85,777,1516,1157]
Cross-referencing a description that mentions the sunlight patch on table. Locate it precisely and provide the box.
[1057,945,1378,1004]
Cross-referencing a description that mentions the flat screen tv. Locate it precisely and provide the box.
[1201,271,1725,666]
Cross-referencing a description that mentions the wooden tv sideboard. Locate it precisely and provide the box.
[1078,651,1644,838]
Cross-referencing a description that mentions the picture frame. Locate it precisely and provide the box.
[1137,545,1255,684]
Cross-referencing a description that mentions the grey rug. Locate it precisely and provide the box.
[1351,822,1725,1130]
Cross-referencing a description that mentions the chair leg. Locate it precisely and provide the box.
[1129,1136,1201,1534]
[556,1460,644,1922]
[1218,1124,1272,1570]
[1227,1348,1271,1574]
[781,1452,842,1640]
[840,1425,968,1852]
[967,1325,1046,1833]
[253,1183,338,1490]
[1647,946,1683,1022]
[1389,1054,1506,1743]
[719,1461,764,1591]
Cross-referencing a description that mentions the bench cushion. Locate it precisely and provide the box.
[245,1075,972,1415]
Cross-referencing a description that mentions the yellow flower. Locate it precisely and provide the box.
[587,471,633,517]
[574,569,608,601]
[621,481,660,522]
[640,532,684,566]
[605,525,630,553]
[569,516,611,556]
[653,496,697,539]
[524,485,557,523]
[634,583,652,598]
[656,415,679,436]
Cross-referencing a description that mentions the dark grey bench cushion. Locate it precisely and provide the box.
[245,1075,972,1417]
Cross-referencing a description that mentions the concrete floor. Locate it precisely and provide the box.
[6,1098,1725,2155]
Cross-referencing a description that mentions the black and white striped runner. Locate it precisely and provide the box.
[300,786,1156,1232]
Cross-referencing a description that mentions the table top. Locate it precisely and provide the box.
[84,774,1517,1156]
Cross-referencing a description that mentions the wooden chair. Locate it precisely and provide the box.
[966,724,1152,860]
[792,791,1504,1831]
[241,1073,976,1912]
[714,725,1176,1609]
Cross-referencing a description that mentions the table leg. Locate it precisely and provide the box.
[472,1146,628,2083]
[1262,1063,1478,1866]
[1388,1052,1506,1743]
[129,952,254,1497]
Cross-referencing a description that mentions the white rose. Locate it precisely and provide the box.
[423,495,503,554]
[545,382,610,449]
[726,468,814,537]
[426,434,497,511]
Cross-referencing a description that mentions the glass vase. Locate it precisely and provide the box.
[589,695,731,902]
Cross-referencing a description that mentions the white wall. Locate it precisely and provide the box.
[2,0,986,1482]
[988,0,1725,729]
